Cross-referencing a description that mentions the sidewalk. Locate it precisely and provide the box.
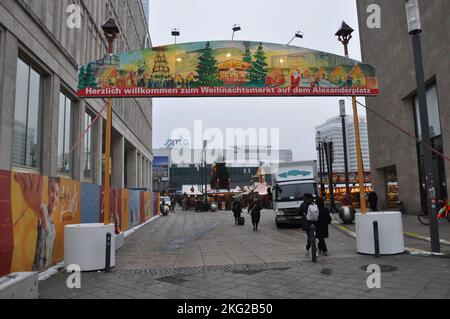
[333,211,450,254]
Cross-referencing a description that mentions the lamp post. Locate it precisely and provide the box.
[405,0,440,252]
[101,18,119,226]
[287,31,304,46]
[172,29,180,44]
[203,140,208,203]
[317,131,326,198]
[231,24,241,41]
[324,141,337,213]
[340,100,351,198]
[335,21,367,214]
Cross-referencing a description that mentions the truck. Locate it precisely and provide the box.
[271,161,318,228]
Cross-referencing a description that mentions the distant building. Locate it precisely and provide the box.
[315,115,371,174]
[152,146,293,192]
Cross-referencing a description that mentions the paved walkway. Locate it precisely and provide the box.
[39,209,450,299]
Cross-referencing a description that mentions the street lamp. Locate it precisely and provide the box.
[316,131,326,198]
[101,18,120,227]
[231,24,241,41]
[335,21,367,214]
[172,28,180,44]
[405,0,440,252]
[340,100,351,199]
[287,31,304,46]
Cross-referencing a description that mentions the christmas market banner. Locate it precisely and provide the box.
[77,41,379,98]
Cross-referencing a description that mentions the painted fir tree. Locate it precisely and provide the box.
[243,46,252,64]
[248,43,268,85]
[84,64,97,88]
[151,48,172,87]
[196,42,221,87]
[78,66,86,89]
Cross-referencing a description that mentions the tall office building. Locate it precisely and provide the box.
[315,115,371,174]
[141,0,150,23]
[356,0,449,212]
[0,0,153,189]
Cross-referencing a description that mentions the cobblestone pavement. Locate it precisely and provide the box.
[39,209,450,299]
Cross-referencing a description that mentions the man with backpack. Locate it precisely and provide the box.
[298,193,319,258]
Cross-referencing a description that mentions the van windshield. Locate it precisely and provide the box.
[275,183,316,202]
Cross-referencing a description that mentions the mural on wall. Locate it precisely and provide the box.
[0,171,13,277]
[129,190,141,227]
[80,183,100,224]
[77,41,379,98]
[100,187,122,232]
[0,169,160,277]
[10,173,80,273]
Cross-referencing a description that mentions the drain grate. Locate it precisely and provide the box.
[360,265,398,273]
[156,275,188,285]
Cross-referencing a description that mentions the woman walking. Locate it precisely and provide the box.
[315,197,332,256]
[232,198,243,225]
[298,193,317,257]
[249,198,262,231]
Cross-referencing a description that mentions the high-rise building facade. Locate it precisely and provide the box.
[356,0,449,213]
[315,115,371,174]
[0,0,153,188]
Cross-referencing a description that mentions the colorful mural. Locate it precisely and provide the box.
[80,183,100,224]
[0,170,159,277]
[77,41,379,98]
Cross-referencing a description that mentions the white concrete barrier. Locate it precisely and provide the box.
[0,272,38,299]
[64,223,116,271]
[356,212,405,255]
[115,232,125,251]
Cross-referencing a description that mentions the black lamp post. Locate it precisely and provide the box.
[172,29,180,44]
[405,0,440,252]
[232,24,241,41]
[317,131,326,198]
[287,31,304,46]
[324,141,337,213]
[340,100,351,199]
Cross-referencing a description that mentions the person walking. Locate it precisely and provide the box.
[248,198,262,231]
[315,197,332,256]
[232,198,243,225]
[298,193,318,258]
[368,191,378,212]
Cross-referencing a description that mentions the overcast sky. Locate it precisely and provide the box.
[148,0,366,161]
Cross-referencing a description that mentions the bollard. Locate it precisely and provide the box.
[105,232,112,272]
[311,226,317,263]
[373,221,380,257]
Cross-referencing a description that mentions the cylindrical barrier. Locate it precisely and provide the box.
[373,221,380,258]
[105,232,112,273]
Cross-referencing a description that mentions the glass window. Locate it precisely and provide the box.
[58,92,73,175]
[12,58,42,168]
[414,84,441,139]
[84,112,94,179]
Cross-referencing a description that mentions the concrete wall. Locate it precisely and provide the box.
[356,0,450,213]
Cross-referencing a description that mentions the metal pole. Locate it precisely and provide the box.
[411,33,440,253]
[373,221,380,258]
[341,39,367,214]
[324,142,336,213]
[352,97,367,213]
[104,40,114,225]
[320,142,326,198]
[341,116,351,196]
[318,142,325,198]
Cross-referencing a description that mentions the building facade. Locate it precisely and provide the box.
[315,115,371,174]
[356,0,450,213]
[0,0,153,189]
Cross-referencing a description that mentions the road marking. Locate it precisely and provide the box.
[404,231,450,246]
[331,223,446,257]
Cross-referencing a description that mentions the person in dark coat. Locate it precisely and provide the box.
[298,193,317,257]
[232,198,243,225]
[368,191,378,212]
[248,198,262,231]
[315,197,332,256]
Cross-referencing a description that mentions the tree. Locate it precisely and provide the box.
[77,66,86,89]
[196,42,222,87]
[84,64,97,88]
[210,161,231,190]
[150,48,172,88]
[248,43,268,85]
[243,46,252,64]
